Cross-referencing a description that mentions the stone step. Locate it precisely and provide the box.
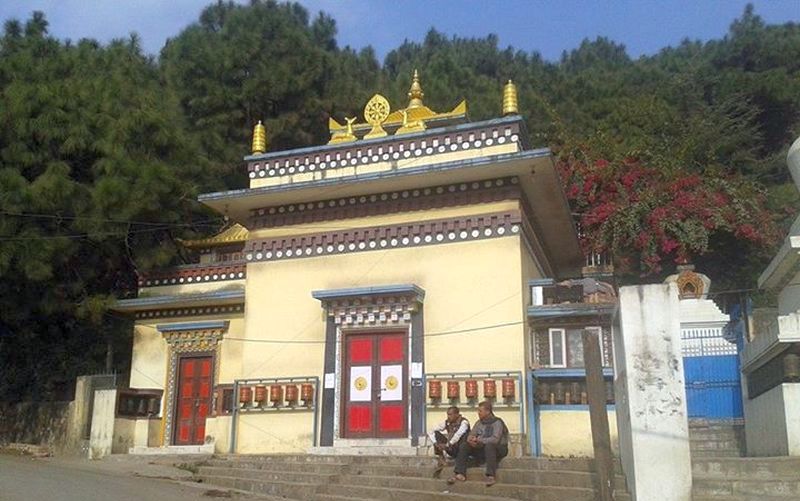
[690,439,744,451]
[196,475,320,499]
[197,465,337,484]
[335,473,630,501]
[213,453,352,464]
[319,482,538,501]
[204,458,348,473]
[345,463,626,489]
[210,454,621,473]
[693,496,798,501]
[691,449,743,458]
[693,478,800,498]
[692,457,800,479]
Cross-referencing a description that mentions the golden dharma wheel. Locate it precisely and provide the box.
[364,94,390,124]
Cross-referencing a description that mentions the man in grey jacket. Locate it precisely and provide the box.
[447,400,509,486]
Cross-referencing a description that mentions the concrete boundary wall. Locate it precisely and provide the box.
[615,283,692,501]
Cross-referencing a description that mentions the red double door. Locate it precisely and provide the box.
[174,355,212,445]
[344,332,408,438]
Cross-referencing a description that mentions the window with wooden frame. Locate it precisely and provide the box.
[545,326,608,369]
[215,384,235,415]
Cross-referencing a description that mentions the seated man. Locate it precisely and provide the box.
[447,400,508,487]
[428,406,470,466]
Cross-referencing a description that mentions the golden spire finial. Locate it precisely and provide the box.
[407,69,424,109]
[502,80,519,116]
[251,120,267,154]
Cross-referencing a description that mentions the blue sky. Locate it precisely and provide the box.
[1,1,798,61]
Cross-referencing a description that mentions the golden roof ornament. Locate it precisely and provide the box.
[251,120,267,154]
[502,80,519,116]
[328,116,357,144]
[407,69,425,109]
[363,94,390,139]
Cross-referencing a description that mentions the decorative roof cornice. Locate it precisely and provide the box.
[138,262,246,287]
[178,223,249,249]
[249,176,521,229]
[243,115,528,174]
[243,209,525,264]
[112,289,245,312]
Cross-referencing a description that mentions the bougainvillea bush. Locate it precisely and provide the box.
[556,146,779,276]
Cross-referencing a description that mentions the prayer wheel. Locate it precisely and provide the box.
[301,383,314,405]
[465,379,478,399]
[147,397,159,415]
[570,382,581,404]
[239,386,252,406]
[535,382,549,404]
[554,382,565,404]
[428,380,442,400]
[501,379,515,399]
[269,384,283,404]
[285,384,299,403]
[483,379,497,399]
[447,381,460,399]
[254,385,267,404]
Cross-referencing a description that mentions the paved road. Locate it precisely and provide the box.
[0,454,240,501]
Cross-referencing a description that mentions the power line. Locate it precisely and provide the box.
[224,320,525,345]
[0,210,224,228]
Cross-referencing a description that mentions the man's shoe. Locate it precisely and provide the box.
[484,475,496,487]
[446,474,466,485]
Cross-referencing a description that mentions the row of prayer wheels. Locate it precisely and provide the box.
[534,380,615,405]
[428,378,516,401]
[239,383,314,407]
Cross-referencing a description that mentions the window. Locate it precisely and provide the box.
[548,328,566,368]
[116,389,162,418]
[545,327,607,369]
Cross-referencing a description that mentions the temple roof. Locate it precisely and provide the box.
[178,223,249,249]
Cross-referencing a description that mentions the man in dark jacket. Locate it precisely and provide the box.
[447,400,509,486]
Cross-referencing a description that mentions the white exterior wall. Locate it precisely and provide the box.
[785,383,800,455]
[743,383,789,456]
[615,283,692,501]
[88,389,117,459]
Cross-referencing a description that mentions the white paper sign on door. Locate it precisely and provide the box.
[349,366,372,402]
[380,365,403,402]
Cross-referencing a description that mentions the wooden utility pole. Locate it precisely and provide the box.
[583,328,615,501]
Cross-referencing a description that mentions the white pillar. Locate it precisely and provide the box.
[614,283,692,501]
[88,389,117,459]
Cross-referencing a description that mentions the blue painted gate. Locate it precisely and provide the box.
[681,326,743,419]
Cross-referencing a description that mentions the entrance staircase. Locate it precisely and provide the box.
[691,421,800,500]
[192,454,631,501]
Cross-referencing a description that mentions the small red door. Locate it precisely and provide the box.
[174,355,212,445]
[344,332,407,438]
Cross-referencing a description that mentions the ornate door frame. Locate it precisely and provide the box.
[157,320,228,446]
[312,285,425,447]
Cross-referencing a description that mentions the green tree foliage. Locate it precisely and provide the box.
[0,14,210,400]
[159,0,380,186]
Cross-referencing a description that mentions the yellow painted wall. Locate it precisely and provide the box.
[539,409,619,457]
[242,235,526,380]
[234,412,317,454]
[128,314,246,390]
[128,314,244,448]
